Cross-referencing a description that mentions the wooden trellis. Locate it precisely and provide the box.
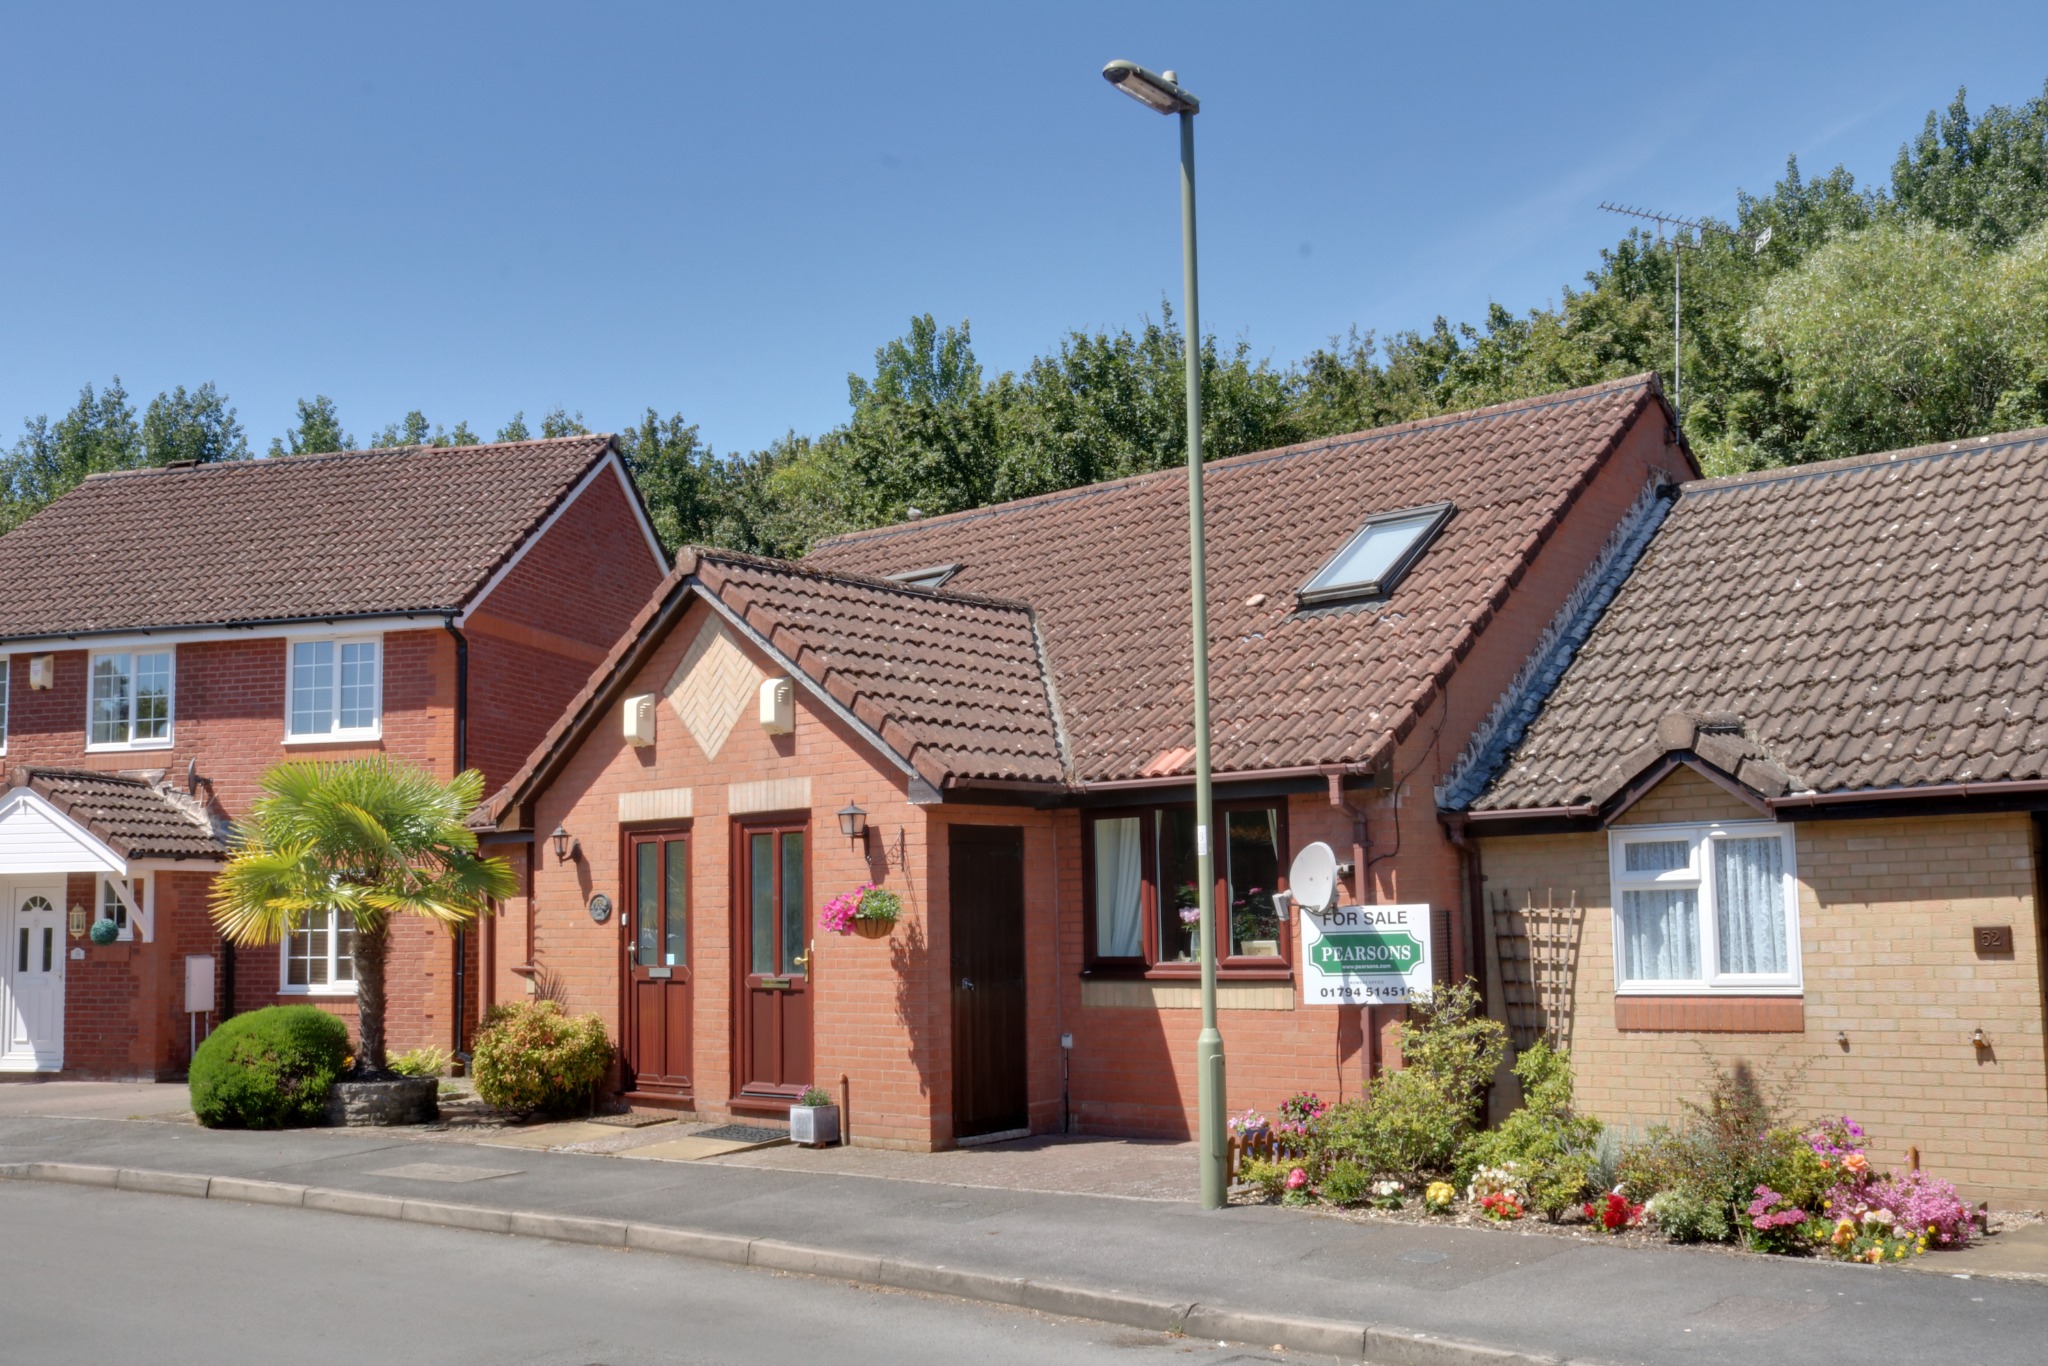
[1490,887,1584,1052]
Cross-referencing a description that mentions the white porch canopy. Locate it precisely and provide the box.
[0,786,130,878]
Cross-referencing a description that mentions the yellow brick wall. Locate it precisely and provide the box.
[1478,777,2048,1206]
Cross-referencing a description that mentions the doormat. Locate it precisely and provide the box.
[689,1123,788,1144]
[589,1111,684,1129]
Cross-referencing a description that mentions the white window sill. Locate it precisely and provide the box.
[85,739,175,754]
[278,986,358,997]
[282,730,384,746]
[1615,983,1804,996]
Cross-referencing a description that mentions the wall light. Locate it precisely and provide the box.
[837,803,868,842]
[551,825,577,864]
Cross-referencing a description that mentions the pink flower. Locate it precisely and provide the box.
[1285,1168,1308,1191]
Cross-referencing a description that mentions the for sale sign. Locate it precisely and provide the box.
[1298,903,1434,1004]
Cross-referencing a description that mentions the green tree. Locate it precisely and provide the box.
[1892,82,2048,248]
[619,410,718,549]
[3,378,142,531]
[495,412,532,442]
[209,759,516,1073]
[269,396,351,457]
[539,407,589,438]
[141,383,249,464]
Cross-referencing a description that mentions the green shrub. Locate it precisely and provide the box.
[1646,1188,1731,1243]
[1239,1156,1294,1200]
[1457,1041,1602,1220]
[389,1046,451,1078]
[1307,982,1506,1181]
[471,1000,611,1115]
[1319,1160,1375,1207]
[189,1005,349,1129]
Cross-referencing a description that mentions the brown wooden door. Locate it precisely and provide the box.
[734,821,812,1106]
[950,824,1028,1139]
[624,831,692,1096]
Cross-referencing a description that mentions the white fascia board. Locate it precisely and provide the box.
[455,452,668,626]
[0,615,444,655]
[0,787,130,876]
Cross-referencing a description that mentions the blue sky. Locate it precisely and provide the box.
[4,1,2047,456]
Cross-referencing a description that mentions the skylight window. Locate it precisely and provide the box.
[887,564,961,590]
[1298,502,1453,605]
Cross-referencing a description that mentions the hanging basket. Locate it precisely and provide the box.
[852,916,895,940]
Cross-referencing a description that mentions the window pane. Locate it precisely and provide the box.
[749,834,775,973]
[339,642,377,730]
[1715,837,1789,975]
[289,910,328,987]
[1623,840,1691,874]
[635,842,659,968]
[1621,889,1700,981]
[1226,809,1282,957]
[333,911,354,982]
[781,832,806,977]
[1157,809,1200,962]
[1,655,11,750]
[132,652,171,740]
[291,641,335,736]
[665,840,688,967]
[1092,818,1143,957]
[101,879,128,930]
[1305,510,1440,595]
[90,655,131,745]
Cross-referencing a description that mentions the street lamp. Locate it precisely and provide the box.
[1101,58,1227,1212]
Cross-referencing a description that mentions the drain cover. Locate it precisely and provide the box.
[689,1123,788,1144]
[588,1111,681,1129]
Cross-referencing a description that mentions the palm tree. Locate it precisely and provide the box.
[210,758,517,1075]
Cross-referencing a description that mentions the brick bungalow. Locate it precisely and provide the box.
[482,376,1697,1148]
[1444,429,2048,1207]
[0,435,666,1076]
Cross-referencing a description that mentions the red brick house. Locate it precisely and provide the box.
[0,435,666,1076]
[1444,429,2048,1206]
[483,376,1696,1147]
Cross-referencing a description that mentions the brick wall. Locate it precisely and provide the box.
[1476,774,2048,1206]
[60,869,222,1079]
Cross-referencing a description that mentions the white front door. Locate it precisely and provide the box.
[1,883,65,1071]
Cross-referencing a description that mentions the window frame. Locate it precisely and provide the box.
[278,906,357,996]
[283,634,384,744]
[99,875,147,943]
[1081,798,1294,978]
[1297,501,1455,606]
[84,648,176,752]
[886,563,962,590]
[0,652,9,755]
[1607,820,1802,996]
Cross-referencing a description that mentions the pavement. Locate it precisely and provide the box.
[1,1082,2044,1365]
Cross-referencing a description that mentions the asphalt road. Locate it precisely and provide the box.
[1,1182,1320,1366]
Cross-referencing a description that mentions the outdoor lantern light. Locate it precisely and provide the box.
[837,802,868,841]
[550,824,574,863]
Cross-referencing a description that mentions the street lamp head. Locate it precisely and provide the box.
[1101,60,1199,115]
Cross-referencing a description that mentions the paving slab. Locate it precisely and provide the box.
[620,1133,783,1162]
[1904,1221,2048,1281]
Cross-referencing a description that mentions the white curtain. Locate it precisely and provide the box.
[1621,889,1699,981]
[1715,836,1789,974]
[1094,818,1143,957]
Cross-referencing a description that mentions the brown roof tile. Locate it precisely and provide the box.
[807,376,1666,783]
[14,768,227,861]
[0,436,622,640]
[1472,428,2048,809]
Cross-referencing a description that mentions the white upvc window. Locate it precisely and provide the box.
[281,908,356,994]
[99,876,147,942]
[1,652,10,754]
[1608,821,1801,994]
[286,637,382,741]
[87,649,174,750]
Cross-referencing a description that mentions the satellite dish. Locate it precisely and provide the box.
[1288,841,1340,914]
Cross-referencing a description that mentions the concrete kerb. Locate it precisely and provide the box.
[0,1163,1594,1366]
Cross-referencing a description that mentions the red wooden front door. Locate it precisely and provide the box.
[624,830,692,1096]
[734,821,812,1107]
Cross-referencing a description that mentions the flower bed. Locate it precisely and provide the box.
[1223,984,1989,1265]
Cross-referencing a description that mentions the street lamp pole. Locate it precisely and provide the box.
[1102,59,1227,1211]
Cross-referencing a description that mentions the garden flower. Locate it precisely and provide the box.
[1285,1168,1308,1191]
[1424,1181,1455,1211]
[1843,1152,1869,1175]
[1863,1207,1895,1229]
[1831,1218,1857,1249]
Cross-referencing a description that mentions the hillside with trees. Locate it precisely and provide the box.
[7,82,2047,548]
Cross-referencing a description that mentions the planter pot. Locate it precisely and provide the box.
[852,917,895,940]
[790,1103,840,1147]
[323,1076,439,1127]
